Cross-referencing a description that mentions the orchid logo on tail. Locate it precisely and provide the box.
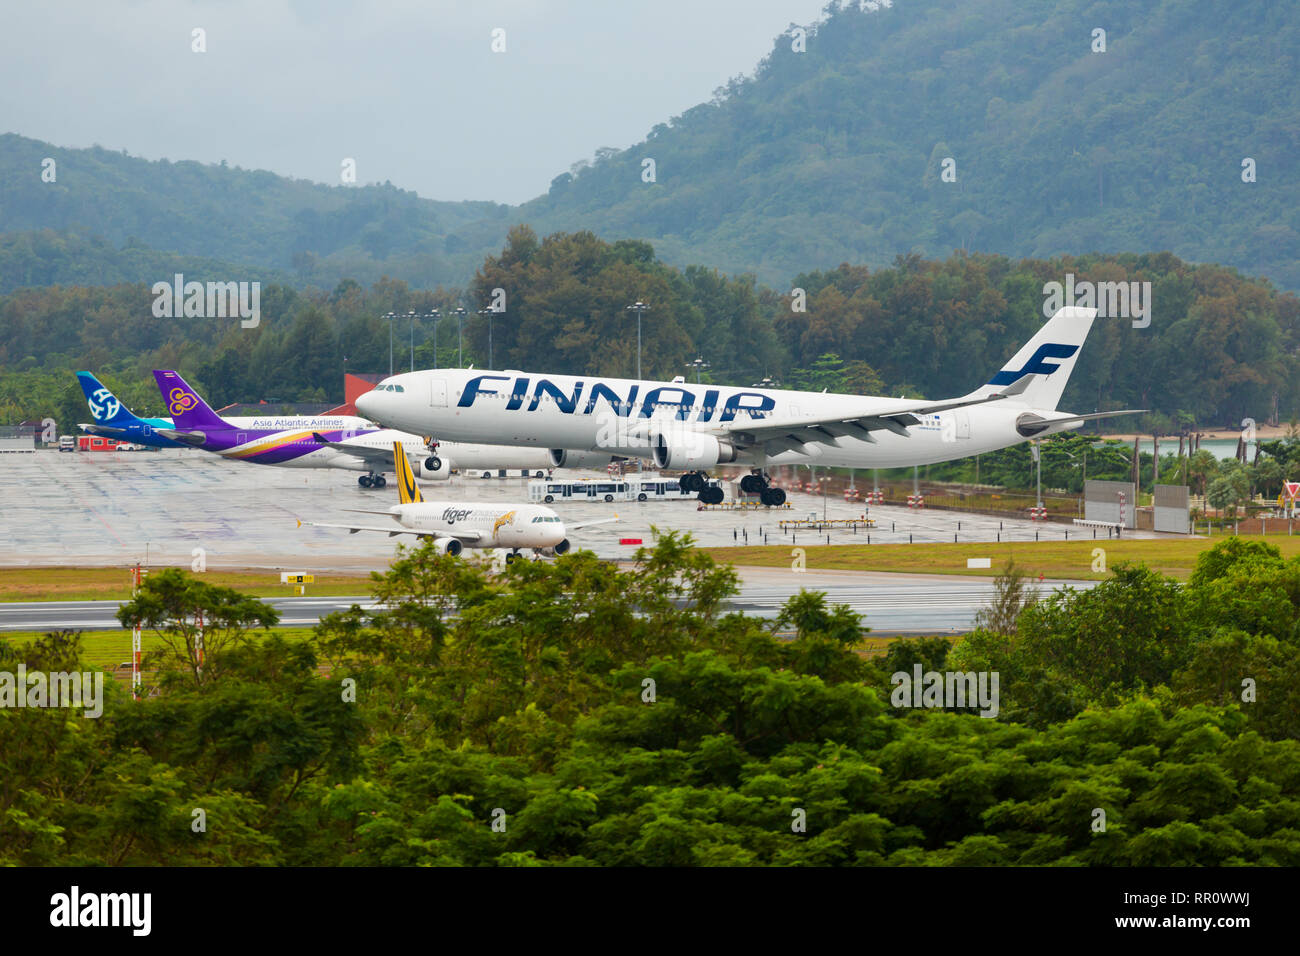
[168,388,198,416]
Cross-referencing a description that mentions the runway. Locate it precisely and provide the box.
[0,568,1097,636]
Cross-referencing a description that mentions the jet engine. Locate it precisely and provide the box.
[547,449,620,469]
[432,537,463,556]
[413,455,451,480]
[553,538,570,555]
[650,429,737,471]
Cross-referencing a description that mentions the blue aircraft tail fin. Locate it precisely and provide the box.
[76,372,146,428]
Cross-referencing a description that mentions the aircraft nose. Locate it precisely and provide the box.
[355,390,379,419]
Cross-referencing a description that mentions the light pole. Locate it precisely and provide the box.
[1032,440,1042,509]
[427,308,440,369]
[407,310,417,372]
[451,307,467,366]
[477,306,498,368]
[626,301,648,379]
[686,357,710,383]
[384,311,397,376]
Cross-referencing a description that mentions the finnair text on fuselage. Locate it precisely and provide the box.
[458,373,779,423]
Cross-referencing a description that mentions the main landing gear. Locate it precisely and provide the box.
[679,470,724,505]
[358,472,387,489]
[740,469,786,507]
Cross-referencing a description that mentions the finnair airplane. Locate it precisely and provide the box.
[300,442,616,560]
[355,307,1141,504]
[77,371,607,488]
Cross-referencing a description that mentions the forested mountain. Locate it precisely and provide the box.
[524,0,1299,288]
[0,132,509,293]
[1,0,1296,292]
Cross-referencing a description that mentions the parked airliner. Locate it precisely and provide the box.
[355,307,1141,504]
[300,442,616,560]
[75,370,608,488]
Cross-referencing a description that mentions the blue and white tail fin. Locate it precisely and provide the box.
[76,372,146,430]
[975,307,1096,410]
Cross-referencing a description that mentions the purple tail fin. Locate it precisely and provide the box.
[153,370,228,429]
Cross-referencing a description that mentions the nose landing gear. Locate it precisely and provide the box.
[358,472,387,489]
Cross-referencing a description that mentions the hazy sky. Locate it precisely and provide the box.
[1,0,832,205]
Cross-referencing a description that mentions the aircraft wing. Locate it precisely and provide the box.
[566,515,620,532]
[716,378,1034,455]
[311,432,397,465]
[299,519,482,542]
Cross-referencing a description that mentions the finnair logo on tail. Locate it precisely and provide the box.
[152,273,260,328]
[988,343,1079,386]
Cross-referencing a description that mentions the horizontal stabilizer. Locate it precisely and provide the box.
[152,428,208,447]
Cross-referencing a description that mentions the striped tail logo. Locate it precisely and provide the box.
[393,442,423,504]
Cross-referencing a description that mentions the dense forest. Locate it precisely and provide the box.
[2,535,1298,865]
[2,0,1296,292]
[2,234,1297,436]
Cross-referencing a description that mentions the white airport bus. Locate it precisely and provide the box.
[528,473,723,504]
[466,467,549,479]
[529,478,635,503]
[625,472,722,501]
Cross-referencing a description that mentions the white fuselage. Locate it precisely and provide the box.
[389,501,567,549]
[356,368,1079,470]
[162,413,555,474]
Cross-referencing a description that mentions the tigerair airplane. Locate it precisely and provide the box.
[299,441,617,560]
